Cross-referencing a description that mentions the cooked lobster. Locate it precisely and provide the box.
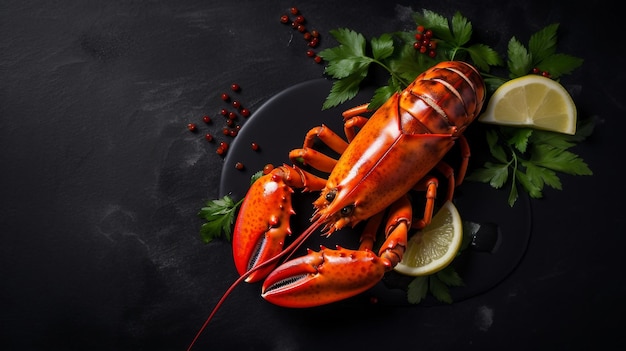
[187,60,485,349]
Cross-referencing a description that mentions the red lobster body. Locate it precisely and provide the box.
[232,61,485,307]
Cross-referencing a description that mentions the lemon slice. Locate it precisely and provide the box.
[394,200,463,276]
[478,75,577,135]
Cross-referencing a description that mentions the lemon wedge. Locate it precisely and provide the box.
[478,75,577,135]
[394,201,463,276]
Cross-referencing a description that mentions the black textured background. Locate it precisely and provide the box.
[1,1,623,350]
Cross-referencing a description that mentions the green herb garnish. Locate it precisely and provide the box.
[467,122,594,206]
[198,196,242,243]
[198,171,263,243]
[408,265,464,304]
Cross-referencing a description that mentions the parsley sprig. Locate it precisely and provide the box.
[318,10,502,110]
[198,171,263,243]
[467,122,594,206]
[198,196,242,243]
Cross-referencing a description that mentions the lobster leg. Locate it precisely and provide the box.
[260,196,412,307]
[411,176,439,229]
[341,103,370,142]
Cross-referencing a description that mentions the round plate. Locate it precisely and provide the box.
[219,78,531,306]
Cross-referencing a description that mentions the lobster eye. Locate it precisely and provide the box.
[340,205,354,216]
[325,189,337,203]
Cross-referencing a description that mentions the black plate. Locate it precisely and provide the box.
[219,78,531,306]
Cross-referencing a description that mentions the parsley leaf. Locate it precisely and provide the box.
[468,123,594,206]
[198,196,242,243]
[507,37,532,78]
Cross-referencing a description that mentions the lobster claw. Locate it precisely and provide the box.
[260,246,390,307]
[232,169,295,283]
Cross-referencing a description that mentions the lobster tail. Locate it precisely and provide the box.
[399,61,485,136]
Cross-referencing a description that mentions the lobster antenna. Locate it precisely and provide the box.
[186,219,323,351]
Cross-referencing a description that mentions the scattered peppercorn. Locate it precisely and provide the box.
[413,25,437,58]
[280,7,321,62]
[263,164,274,174]
[532,67,551,77]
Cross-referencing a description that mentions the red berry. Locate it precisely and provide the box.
[413,42,421,50]
[424,29,433,38]
[419,46,427,54]
[220,141,228,150]
[297,25,306,33]
[314,55,322,64]
[263,164,274,174]
[310,30,319,38]
[290,7,298,15]
[306,49,315,57]
[221,93,229,101]
[222,127,229,135]
[205,133,213,142]
[220,108,228,116]
[229,129,237,137]
[235,162,244,170]
[295,15,305,24]
[303,32,312,41]
[228,111,236,120]
[428,50,436,58]
[202,115,211,123]
[308,37,319,47]
[251,142,259,151]
[280,14,289,24]
[231,83,240,92]
[240,108,251,117]
[532,67,540,74]
[417,25,425,33]
[216,147,225,156]
[232,100,241,109]
[415,33,423,41]
[226,119,235,127]
[187,123,197,132]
